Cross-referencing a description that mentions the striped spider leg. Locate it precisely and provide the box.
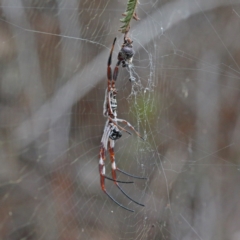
[99,38,146,212]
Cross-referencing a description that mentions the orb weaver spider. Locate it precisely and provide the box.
[99,38,146,212]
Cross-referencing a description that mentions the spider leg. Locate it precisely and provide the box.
[108,140,145,207]
[107,38,116,116]
[99,144,135,212]
[113,60,121,83]
[112,117,145,140]
[104,191,134,212]
[107,119,147,180]
[108,37,120,84]
[117,168,147,180]
[101,124,133,183]
[104,175,133,184]
[108,117,132,135]
[99,144,133,184]
[108,37,121,86]
[107,38,115,88]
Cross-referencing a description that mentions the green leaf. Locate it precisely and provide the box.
[119,0,139,33]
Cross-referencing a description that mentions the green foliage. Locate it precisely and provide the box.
[119,0,139,33]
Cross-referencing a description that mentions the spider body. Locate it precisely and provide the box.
[109,127,122,140]
[99,38,146,212]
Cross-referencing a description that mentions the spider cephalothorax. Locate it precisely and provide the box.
[99,38,146,212]
[109,124,122,140]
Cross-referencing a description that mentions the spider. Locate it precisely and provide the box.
[99,38,146,212]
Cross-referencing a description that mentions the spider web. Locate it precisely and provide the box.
[1,0,240,239]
